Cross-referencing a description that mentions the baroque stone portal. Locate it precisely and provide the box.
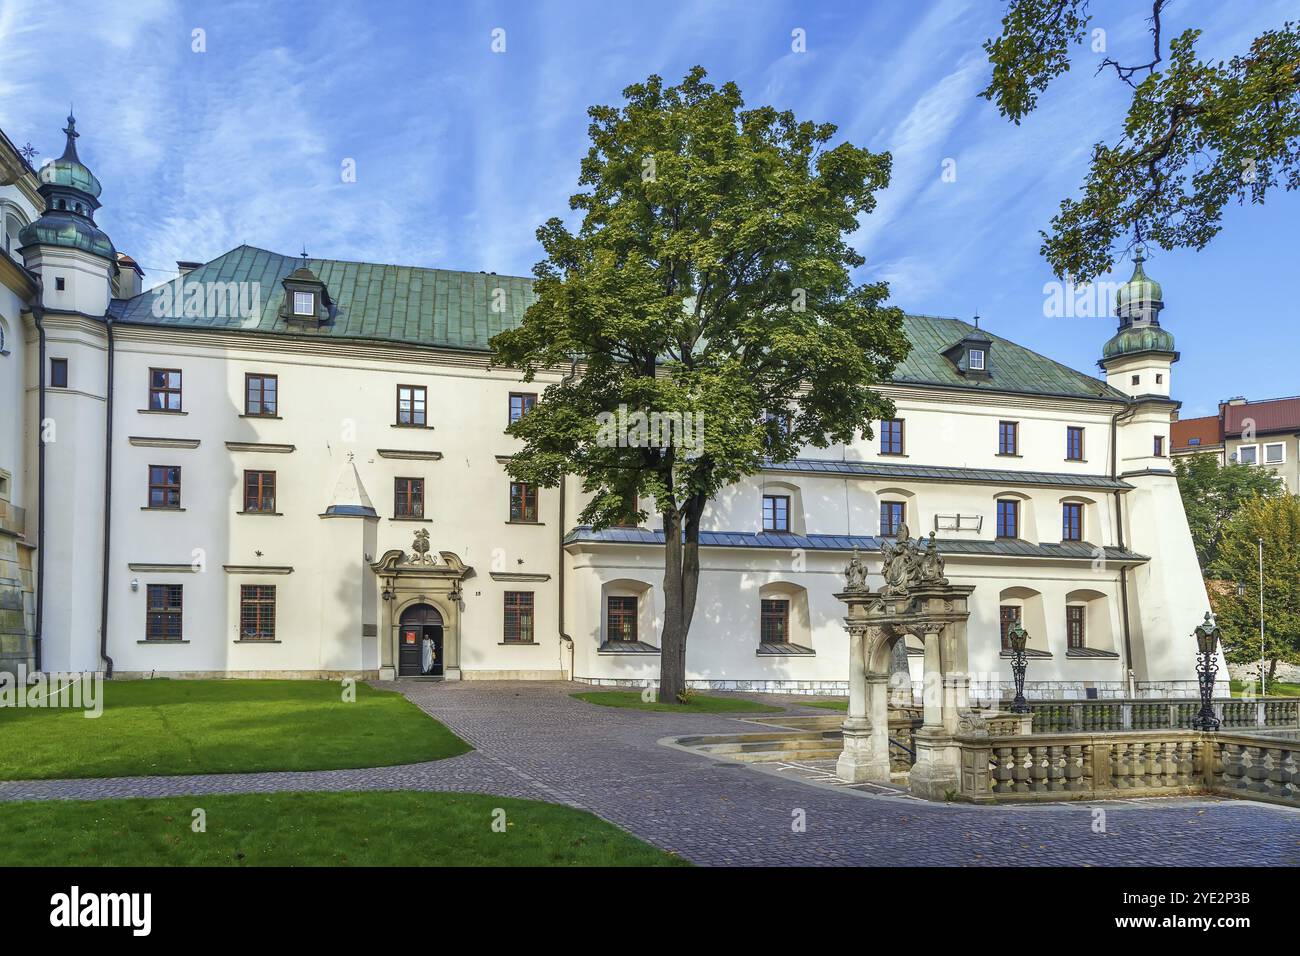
[836,530,974,800]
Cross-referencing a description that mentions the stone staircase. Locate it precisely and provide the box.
[675,728,845,763]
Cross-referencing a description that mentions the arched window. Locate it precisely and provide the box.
[757,582,813,652]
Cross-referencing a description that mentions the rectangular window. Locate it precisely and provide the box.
[999,605,1021,651]
[880,500,905,537]
[969,348,985,371]
[239,585,276,641]
[998,420,1018,456]
[149,368,182,411]
[996,499,1019,539]
[394,477,424,519]
[49,358,68,388]
[245,373,278,416]
[1062,502,1083,542]
[607,595,638,642]
[1264,442,1285,465]
[396,385,427,426]
[503,591,534,643]
[292,291,314,316]
[880,418,905,455]
[243,470,276,513]
[1153,435,1165,457]
[1237,445,1258,465]
[613,490,639,528]
[762,494,790,532]
[145,584,183,642]
[1066,426,1084,461]
[509,481,538,522]
[760,599,790,644]
[148,465,181,509]
[1066,605,1086,650]
[508,392,536,424]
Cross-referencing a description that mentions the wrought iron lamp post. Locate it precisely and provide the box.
[1006,619,1030,714]
[1193,612,1221,731]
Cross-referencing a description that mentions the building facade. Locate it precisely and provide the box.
[1173,395,1300,493]
[2,118,1216,698]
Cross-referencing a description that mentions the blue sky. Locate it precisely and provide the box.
[1,0,1295,417]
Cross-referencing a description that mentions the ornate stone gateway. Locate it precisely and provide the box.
[836,526,975,799]
[371,530,473,681]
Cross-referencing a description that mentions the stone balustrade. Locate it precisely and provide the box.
[955,728,1300,807]
[1026,697,1300,734]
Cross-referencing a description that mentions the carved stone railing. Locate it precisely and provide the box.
[956,729,1300,807]
[1207,732,1300,809]
[1026,698,1300,734]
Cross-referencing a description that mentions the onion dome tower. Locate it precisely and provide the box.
[1100,248,1177,399]
[18,114,114,260]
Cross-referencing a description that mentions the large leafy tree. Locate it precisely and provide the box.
[1209,495,1300,691]
[491,67,908,702]
[982,1,1300,281]
[1173,453,1283,570]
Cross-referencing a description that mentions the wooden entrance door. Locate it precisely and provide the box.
[398,603,444,676]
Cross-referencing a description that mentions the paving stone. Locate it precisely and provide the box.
[2,680,1297,867]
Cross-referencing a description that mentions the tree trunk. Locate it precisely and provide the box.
[659,509,686,702]
[658,495,707,704]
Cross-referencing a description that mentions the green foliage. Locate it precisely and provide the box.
[492,66,907,527]
[0,792,688,866]
[1173,453,1284,569]
[982,3,1300,281]
[1209,496,1300,675]
[0,679,469,780]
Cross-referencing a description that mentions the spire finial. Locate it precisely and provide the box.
[973,312,980,329]
[300,245,309,263]
[58,110,81,163]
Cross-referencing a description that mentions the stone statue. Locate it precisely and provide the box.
[921,532,948,585]
[843,547,869,592]
[880,526,948,596]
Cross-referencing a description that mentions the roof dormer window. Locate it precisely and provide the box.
[292,291,315,316]
[969,348,985,371]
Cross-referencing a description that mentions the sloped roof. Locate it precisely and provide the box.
[764,457,1132,490]
[1222,397,1300,437]
[563,526,1149,564]
[110,245,1125,402]
[1172,414,1222,450]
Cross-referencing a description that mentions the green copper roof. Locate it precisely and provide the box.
[1102,323,1176,359]
[1115,255,1162,315]
[19,214,115,258]
[111,245,1126,402]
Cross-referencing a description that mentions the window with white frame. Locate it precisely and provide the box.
[968,348,985,370]
[1264,442,1285,465]
[292,291,315,316]
[1236,445,1258,465]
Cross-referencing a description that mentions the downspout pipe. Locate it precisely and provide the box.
[98,317,114,677]
[1110,403,1137,696]
[31,296,45,673]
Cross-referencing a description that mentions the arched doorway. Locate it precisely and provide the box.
[399,603,444,677]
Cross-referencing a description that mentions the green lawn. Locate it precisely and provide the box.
[797,698,848,711]
[571,690,783,713]
[1231,679,1300,698]
[0,791,687,867]
[0,679,469,780]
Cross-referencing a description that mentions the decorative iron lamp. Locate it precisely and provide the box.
[1192,612,1221,730]
[1006,619,1030,714]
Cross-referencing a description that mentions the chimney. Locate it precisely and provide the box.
[176,260,202,278]
[114,253,145,298]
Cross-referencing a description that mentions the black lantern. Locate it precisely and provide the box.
[1193,612,1221,730]
[1006,619,1030,714]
